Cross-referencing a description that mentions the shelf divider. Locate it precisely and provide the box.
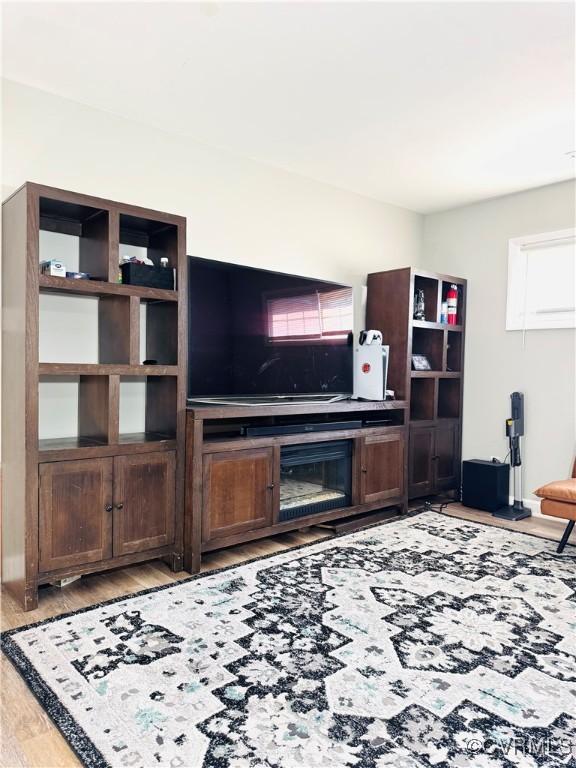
[108,374,120,444]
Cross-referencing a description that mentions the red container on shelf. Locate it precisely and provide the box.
[447,284,458,325]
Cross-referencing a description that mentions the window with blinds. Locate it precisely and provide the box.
[506,229,576,330]
[266,288,353,342]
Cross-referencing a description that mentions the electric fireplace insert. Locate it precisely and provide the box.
[279,440,352,521]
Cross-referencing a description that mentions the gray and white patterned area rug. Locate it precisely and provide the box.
[2,512,576,768]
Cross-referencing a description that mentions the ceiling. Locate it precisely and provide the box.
[2,2,574,213]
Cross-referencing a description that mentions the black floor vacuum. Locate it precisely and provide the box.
[493,392,531,521]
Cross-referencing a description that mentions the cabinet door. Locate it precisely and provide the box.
[113,451,176,557]
[360,432,405,504]
[39,458,113,572]
[202,447,274,543]
[408,426,435,498]
[434,422,459,491]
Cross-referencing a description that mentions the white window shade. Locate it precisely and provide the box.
[267,288,353,342]
[318,288,354,336]
[506,229,576,330]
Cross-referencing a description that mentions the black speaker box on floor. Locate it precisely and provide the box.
[462,460,510,512]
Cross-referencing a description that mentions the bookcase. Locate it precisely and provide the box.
[366,267,466,500]
[2,183,187,609]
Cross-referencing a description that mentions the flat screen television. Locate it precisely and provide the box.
[188,257,354,401]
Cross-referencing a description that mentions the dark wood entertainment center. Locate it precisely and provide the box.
[2,183,465,608]
[2,183,187,610]
[184,400,408,572]
[367,267,466,499]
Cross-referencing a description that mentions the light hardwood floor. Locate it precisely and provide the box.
[0,506,570,768]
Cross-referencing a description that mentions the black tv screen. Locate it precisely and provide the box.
[188,257,353,397]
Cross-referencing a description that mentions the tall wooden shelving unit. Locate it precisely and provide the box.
[366,267,466,500]
[2,183,187,609]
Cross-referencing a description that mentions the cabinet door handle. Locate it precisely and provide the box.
[267,483,275,490]
[115,503,124,510]
[105,504,113,512]
[361,467,367,473]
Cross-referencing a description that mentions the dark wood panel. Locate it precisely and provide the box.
[146,376,177,436]
[38,458,113,572]
[79,210,109,281]
[435,422,460,491]
[36,544,175,584]
[78,375,112,442]
[360,432,405,503]
[146,301,178,365]
[112,451,176,557]
[410,378,436,422]
[201,496,405,552]
[184,417,204,573]
[408,426,435,498]
[366,268,412,401]
[202,447,274,542]
[437,378,461,419]
[2,186,38,609]
[98,295,132,364]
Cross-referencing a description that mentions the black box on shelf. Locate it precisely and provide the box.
[120,263,175,290]
[462,459,510,512]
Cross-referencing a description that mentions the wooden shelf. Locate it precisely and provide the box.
[38,436,108,452]
[118,431,176,444]
[411,371,461,378]
[39,363,178,376]
[413,320,463,332]
[39,274,178,302]
[38,435,177,461]
[201,423,405,453]
[187,399,408,420]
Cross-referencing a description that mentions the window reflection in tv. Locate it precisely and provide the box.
[188,257,353,397]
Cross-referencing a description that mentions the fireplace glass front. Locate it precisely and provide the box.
[279,440,352,522]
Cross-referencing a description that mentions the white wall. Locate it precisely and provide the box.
[4,79,574,502]
[2,79,423,440]
[423,180,576,499]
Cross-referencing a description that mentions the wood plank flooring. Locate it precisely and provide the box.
[0,506,570,768]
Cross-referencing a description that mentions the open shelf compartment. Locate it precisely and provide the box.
[446,331,463,372]
[437,378,461,419]
[38,375,113,451]
[411,327,444,371]
[119,375,177,443]
[120,213,179,270]
[413,274,439,323]
[39,292,138,365]
[141,301,178,365]
[410,378,436,421]
[39,196,110,281]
